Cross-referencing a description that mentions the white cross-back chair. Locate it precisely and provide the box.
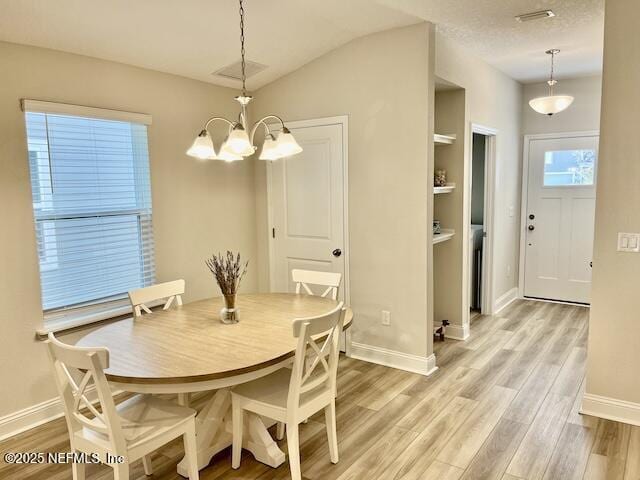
[46,333,199,480]
[292,269,342,300]
[128,279,185,318]
[128,279,191,406]
[231,303,345,480]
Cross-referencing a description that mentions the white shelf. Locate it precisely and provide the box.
[434,133,456,145]
[434,183,456,194]
[433,229,455,245]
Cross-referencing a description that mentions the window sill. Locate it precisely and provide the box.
[36,303,133,337]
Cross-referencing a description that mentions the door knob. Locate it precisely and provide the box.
[332,249,342,257]
[528,225,535,231]
[529,214,535,220]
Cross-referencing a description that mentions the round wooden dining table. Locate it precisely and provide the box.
[76,293,353,477]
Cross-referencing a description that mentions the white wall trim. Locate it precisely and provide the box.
[518,131,600,299]
[0,385,120,442]
[581,393,640,427]
[445,323,470,341]
[349,342,438,376]
[494,287,518,314]
[21,99,152,125]
[0,396,67,442]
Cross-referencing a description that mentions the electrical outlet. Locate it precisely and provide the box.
[508,206,515,218]
[381,310,391,326]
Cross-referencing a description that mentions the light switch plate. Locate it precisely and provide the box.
[617,233,640,252]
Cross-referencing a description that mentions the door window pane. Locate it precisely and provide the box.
[543,149,596,186]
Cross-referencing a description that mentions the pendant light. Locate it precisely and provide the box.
[186,0,302,161]
[529,49,574,116]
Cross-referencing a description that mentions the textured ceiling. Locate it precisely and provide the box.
[376,0,605,82]
[0,0,604,88]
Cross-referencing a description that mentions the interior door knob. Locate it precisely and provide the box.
[528,225,535,231]
[529,214,535,220]
[332,249,342,257]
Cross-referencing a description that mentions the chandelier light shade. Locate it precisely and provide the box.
[275,128,304,157]
[186,130,216,160]
[186,0,302,162]
[222,125,254,156]
[217,148,243,162]
[258,135,280,161]
[529,49,574,116]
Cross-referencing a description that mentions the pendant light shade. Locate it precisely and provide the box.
[217,149,243,162]
[186,130,216,159]
[529,95,574,115]
[259,135,280,160]
[222,125,254,156]
[529,49,574,116]
[275,128,303,157]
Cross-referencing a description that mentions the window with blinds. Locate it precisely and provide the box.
[24,102,155,323]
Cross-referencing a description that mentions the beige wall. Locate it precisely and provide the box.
[585,0,640,408]
[522,75,602,135]
[253,24,435,358]
[0,42,258,417]
[435,33,523,308]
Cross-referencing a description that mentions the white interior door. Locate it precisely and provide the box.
[523,134,598,304]
[269,121,347,302]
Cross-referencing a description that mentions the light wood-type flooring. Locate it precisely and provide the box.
[2,300,639,480]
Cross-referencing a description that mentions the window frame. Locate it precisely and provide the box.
[22,100,155,335]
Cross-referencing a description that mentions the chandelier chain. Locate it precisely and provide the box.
[239,0,247,97]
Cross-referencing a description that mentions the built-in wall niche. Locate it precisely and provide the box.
[432,84,467,340]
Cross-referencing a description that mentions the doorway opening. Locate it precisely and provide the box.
[468,125,497,319]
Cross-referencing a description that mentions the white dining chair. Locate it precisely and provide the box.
[128,279,192,406]
[46,333,199,480]
[231,303,345,480]
[291,269,342,300]
[128,279,185,318]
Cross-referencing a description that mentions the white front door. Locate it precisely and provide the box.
[523,134,598,304]
[269,120,347,302]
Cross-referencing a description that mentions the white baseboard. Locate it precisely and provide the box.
[0,396,67,442]
[580,393,640,427]
[0,386,119,442]
[349,342,438,376]
[494,287,518,314]
[445,323,470,341]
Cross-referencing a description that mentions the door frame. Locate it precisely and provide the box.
[265,115,351,305]
[469,123,498,315]
[518,130,600,299]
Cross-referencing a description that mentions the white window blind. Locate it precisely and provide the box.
[24,103,155,323]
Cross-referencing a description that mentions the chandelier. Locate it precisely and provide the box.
[186,0,302,162]
[529,49,574,116]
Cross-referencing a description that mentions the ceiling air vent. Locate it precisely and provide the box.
[515,10,555,22]
[212,60,267,81]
